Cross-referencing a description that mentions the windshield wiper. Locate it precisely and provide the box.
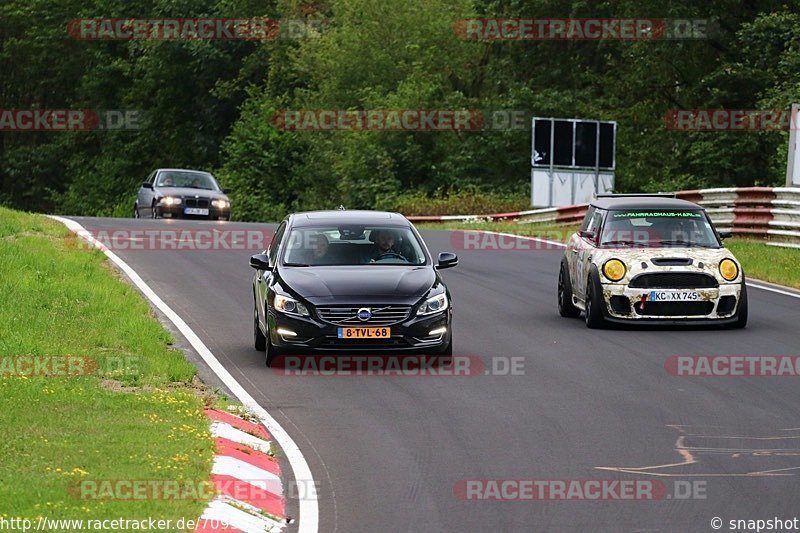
[601,240,638,246]
[283,262,311,267]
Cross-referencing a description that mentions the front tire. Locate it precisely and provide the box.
[731,282,748,329]
[254,301,267,351]
[584,272,606,329]
[133,204,140,219]
[558,262,581,318]
[151,203,159,219]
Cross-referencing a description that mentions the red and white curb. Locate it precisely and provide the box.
[50,216,318,532]
[195,408,286,533]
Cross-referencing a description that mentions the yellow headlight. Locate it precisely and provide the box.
[602,259,626,282]
[719,258,739,281]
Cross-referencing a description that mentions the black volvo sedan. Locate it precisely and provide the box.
[250,210,458,366]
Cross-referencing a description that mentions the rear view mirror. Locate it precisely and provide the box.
[249,253,271,270]
[718,230,733,239]
[579,230,595,240]
[436,252,458,270]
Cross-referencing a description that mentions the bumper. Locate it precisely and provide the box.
[268,308,452,353]
[601,282,744,323]
[156,204,230,220]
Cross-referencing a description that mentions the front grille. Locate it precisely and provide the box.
[629,273,718,289]
[634,301,714,317]
[316,306,412,326]
[184,198,210,208]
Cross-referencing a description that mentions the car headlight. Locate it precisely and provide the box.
[417,293,448,316]
[719,258,739,281]
[602,258,626,282]
[212,199,230,209]
[159,196,181,206]
[273,293,309,316]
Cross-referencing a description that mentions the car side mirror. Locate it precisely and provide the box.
[436,252,458,270]
[222,188,231,194]
[142,182,153,189]
[249,253,271,270]
[718,230,733,239]
[579,230,595,240]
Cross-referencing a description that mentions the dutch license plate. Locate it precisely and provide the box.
[337,327,391,339]
[184,207,209,215]
[647,290,700,302]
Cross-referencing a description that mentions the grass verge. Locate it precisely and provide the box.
[0,207,215,527]
[724,238,800,289]
[421,221,800,289]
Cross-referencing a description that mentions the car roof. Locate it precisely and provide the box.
[155,168,213,175]
[289,210,411,227]
[591,196,704,210]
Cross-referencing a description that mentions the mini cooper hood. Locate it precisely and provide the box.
[590,245,742,283]
[592,246,735,265]
[279,265,436,304]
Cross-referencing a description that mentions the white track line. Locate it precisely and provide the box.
[470,229,800,300]
[49,216,318,533]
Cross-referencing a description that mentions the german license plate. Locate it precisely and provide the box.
[647,290,700,301]
[337,327,391,339]
[184,208,209,215]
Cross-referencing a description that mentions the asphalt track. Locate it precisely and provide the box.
[69,217,800,533]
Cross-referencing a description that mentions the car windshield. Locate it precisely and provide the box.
[599,210,720,248]
[282,225,428,266]
[156,171,219,190]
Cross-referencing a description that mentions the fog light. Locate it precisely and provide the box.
[277,328,297,337]
[428,327,447,336]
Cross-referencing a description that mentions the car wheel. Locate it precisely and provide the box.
[254,300,267,351]
[584,272,606,329]
[133,204,139,219]
[730,282,748,329]
[151,203,158,219]
[558,262,581,318]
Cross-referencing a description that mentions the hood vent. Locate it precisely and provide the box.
[651,258,692,266]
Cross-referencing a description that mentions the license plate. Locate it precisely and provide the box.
[337,327,391,339]
[646,290,700,302]
[184,208,209,215]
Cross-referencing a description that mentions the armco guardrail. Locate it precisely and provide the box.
[408,187,800,249]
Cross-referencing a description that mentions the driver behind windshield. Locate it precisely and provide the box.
[365,229,407,263]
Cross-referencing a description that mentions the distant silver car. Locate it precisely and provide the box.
[134,168,231,220]
[558,194,747,328]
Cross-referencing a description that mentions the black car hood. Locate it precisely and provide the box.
[279,266,436,305]
[154,187,228,200]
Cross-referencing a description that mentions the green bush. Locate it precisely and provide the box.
[382,189,529,216]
